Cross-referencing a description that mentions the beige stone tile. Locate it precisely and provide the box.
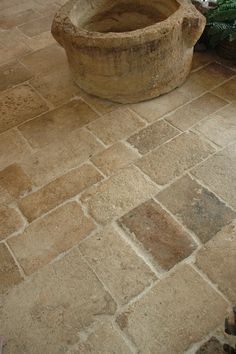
[19,164,103,221]
[0,163,33,200]
[127,119,179,154]
[192,143,236,209]
[166,93,227,131]
[0,129,31,170]
[23,31,55,51]
[18,15,52,37]
[196,220,236,303]
[195,103,236,146]
[157,175,236,243]
[82,166,158,224]
[82,93,121,114]
[131,90,189,122]
[0,243,23,294]
[30,69,81,106]
[192,51,215,71]
[212,77,236,102]
[0,7,39,29]
[0,60,32,91]
[87,108,145,145]
[0,248,116,354]
[0,185,13,205]
[91,142,139,176]
[119,199,196,271]
[0,84,48,133]
[0,29,32,64]
[9,202,95,275]
[0,205,23,241]
[136,132,215,186]
[117,265,228,354]
[22,128,104,186]
[19,99,100,149]
[80,225,156,305]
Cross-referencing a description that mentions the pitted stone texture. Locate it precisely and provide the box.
[196,337,224,354]
[0,60,32,91]
[80,225,156,305]
[0,206,23,241]
[0,248,117,354]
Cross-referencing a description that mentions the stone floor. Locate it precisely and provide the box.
[0,1,236,353]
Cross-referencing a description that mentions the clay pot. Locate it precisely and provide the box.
[52,0,206,103]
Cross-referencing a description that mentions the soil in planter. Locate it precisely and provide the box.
[83,3,167,33]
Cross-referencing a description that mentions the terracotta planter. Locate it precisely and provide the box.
[52,0,205,103]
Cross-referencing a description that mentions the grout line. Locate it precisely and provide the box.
[112,320,139,354]
[4,241,27,280]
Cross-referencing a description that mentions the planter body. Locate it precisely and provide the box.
[52,0,206,103]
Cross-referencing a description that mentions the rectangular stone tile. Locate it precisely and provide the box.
[0,243,23,295]
[19,164,103,221]
[0,60,32,91]
[192,51,215,71]
[0,205,23,241]
[19,99,100,149]
[116,265,227,354]
[196,337,224,354]
[136,132,215,186]
[23,31,55,51]
[196,220,236,303]
[0,185,13,205]
[127,120,179,154]
[18,15,52,37]
[0,248,116,354]
[195,103,236,146]
[212,77,236,102]
[82,93,121,114]
[82,166,158,224]
[87,108,145,145]
[192,144,236,209]
[0,129,31,170]
[157,175,236,243]
[0,29,32,65]
[131,90,189,122]
[0,163,33,200]
[91,142,139,176]
[166,93,227,131]
[0,84,48,133]
[0,8,39,29]
[8,202,95,275]
[22,128,104,186]
[80,225,156,305]
[119,199,196,271]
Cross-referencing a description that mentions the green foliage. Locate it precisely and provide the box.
[205,0,236,47]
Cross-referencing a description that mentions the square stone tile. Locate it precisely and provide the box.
[157,175,236,243]
[196,337,223,354]
[127,120,179,154]
[22,128,104,186]
[195,103,236,146]
[91,142,139,176]
[0,163,33,200]
[19,99,100,149]
[19,164,103,221]
[195,220,236,302]
[0,243,23,294]
[131,90,189,122]
[192,143,236,209]
[80,225,156,305]
[166,93,227,131]
[0,129,31,170]
[82,166,158,225]
[0,248,116,354]
[116,265,228,354]
[136,132,215,186]
[0,205,23,240]
[0,60,32,92]
[88,109,145,145]
[212,77,236,102]
[18,14,52,37]
[119,199,197,270]
[0,84,48,133]
[8,202,95,275]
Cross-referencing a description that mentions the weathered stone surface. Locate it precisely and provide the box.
[196,337,224,354]
[52,0,205,103]
[82,166,158,224]
[23,31,55,51]
[8,202,95,275]
[116,265,227,354]
[0,205,23,240]
[0,60,32,91]
[136,132,214,185]
[80,225,156,304]
[0,7,38,29]
[19,164,103,221]
[157,175,236,243]
[0,243,23,294]
[119,199,196,270]
[192,51,215,71]
[127,120,179,154]
[196,221,236,302]
[212,77,236,102]
[0,248,117,354]
[19,14,52,37]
